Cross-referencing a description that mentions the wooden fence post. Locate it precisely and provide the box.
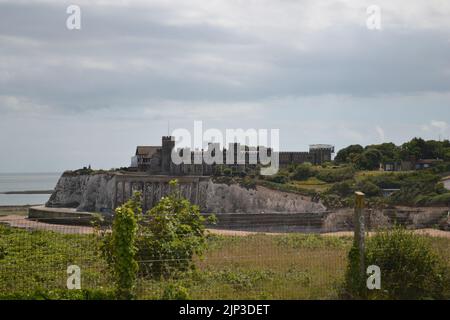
[354,191,366,280]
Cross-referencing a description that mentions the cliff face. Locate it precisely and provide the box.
[46,173,326,214]
[203,181,326,213]
[46,173,116,212]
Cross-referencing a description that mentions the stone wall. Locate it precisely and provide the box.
[45,172,449,232]
[322,207,448,233]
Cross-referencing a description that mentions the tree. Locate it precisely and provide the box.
[137,180,214,278]
[356,148,383,170]
[335,145,364,164]
[104,193,140,299]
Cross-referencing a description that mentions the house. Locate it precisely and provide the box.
[414,159,443,170]
[381,159,443,172]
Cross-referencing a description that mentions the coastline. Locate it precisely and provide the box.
[0,190,53,195]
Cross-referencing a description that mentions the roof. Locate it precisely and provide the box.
[309,144,335,151]
[135,146,160,157]
[416,159,443,164]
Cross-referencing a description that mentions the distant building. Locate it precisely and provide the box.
[381,159,443,172]
[130,136,335,176]
[414,159,443,170]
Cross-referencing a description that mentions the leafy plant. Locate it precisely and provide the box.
[137,180,214,279]
[161,283,190,300]
[342,227,450,300]
[290,163,315,181]
[102,193,140,299]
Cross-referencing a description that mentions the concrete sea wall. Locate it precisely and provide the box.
[44,172,449,232]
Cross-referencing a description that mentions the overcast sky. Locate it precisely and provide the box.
[0,0,449,173]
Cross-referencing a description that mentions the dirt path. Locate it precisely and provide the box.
[0,215,94,234]
[1,215,450,238]
[207,228,450,238]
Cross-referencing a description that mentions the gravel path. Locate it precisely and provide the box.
[1,215,450,238]
[207,228,450,238]
[0,215,94,234]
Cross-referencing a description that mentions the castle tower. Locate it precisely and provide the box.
[161,136,175,174]
[309,144,335,165]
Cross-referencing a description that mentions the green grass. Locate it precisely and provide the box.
[354,170,413,182]
[288,177,334,193]
[0,225,111,294]
[0,225,448,300]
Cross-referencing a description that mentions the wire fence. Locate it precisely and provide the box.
[0,214,449,300]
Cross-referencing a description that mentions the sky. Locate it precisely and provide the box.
[0,0,450,173]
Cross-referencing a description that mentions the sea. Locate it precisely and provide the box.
[0,172,61,206]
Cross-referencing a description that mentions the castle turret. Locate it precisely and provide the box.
[161,136,175,174]
[309,144,335,165]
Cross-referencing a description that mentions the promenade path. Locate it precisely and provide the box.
[1,214,450,238]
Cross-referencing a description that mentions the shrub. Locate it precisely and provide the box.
[290,163,314,181]
[429,193,450,206]
[356,180,382,197]
[316,166,355,183]
[102,193,140,299]
[342,227,450,300]
[137,180,214,279]
[320,194,344,209]
[266,172,289,184]
[161,283,190,300]
[223,168,232,176]
[240,176,257,190]
[328,180,354,197]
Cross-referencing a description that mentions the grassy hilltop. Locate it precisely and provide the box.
[223,138,450,209]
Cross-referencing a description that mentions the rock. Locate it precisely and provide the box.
[46,172,116,212]
[46,172,326,214]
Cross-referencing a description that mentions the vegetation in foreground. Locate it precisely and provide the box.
[0,223,449,300]
[1,178,449,300]
[342,227,450,300]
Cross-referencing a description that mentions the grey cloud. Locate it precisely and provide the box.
[0,0,449,116]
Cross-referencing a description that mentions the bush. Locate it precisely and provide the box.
[328,180,354,197]
[161,283,190,300]
[136,180,214,279]
[316,166,355,183]
[239,176,257,190]
[101,180,214,288]
[388,172,442,206]
[266,172,289,184]
[429,193,450,206]
[223,168,232,176]
[290,163,314,181]
[342,227,450,300]
[101,193,140,299]
[356,180,382,197]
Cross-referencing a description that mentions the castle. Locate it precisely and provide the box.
[130,136,334,176]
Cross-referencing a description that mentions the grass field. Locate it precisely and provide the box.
[1,224,449,300]
[288,177,334,193]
